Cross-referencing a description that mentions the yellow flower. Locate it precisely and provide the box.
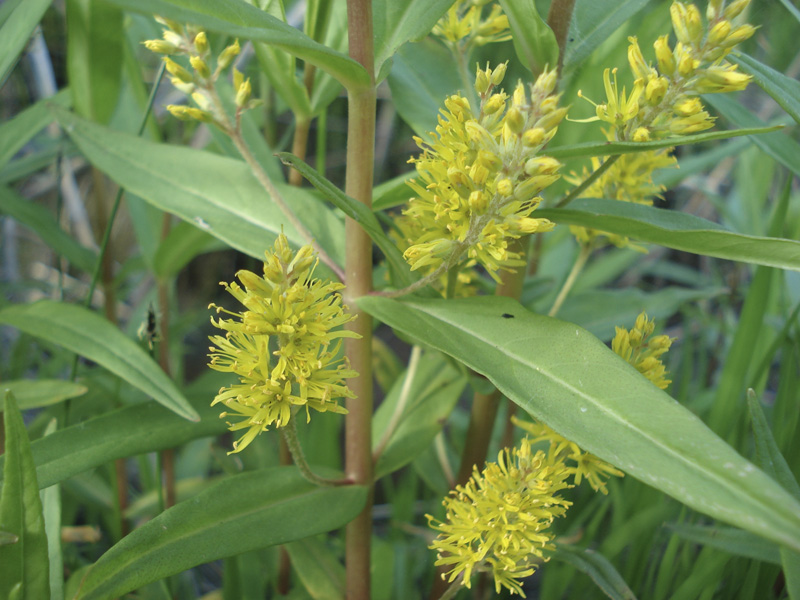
[513,417,624,495]
[427,439,573,595]
[208,234,359,453]
[433,0,511,46]
[612,311,674,389]
[400,65,562,282]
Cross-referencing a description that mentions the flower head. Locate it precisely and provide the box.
[433,0,511,47]
[398,65,563,283]
[612,311,674,389]
[208,234,359,453]
[427,439,573,595]
[513,417,624,495]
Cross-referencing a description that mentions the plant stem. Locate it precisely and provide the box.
[345,0,376,596]
[439,576,465,600]
[555,154,619,208]
[547,0,577,74]
[548,242,592,318]
[281,418,350,487]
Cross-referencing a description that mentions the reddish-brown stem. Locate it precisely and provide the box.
[547,0,577,74]
[345,0,376,597]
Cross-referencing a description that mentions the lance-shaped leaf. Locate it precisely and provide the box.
[546,125,781,160]
[0,380,87,412]
[499,0,558,75]
[0,0,53,86]
[0,396,223,490]
[733,53,800,126]
[0,301,198,422]
[358,295,800,552]
[278,152,414,288]
[103,0,369,91]
[0,393,50,600]
[73,468,367,600]
[537,198,800,271]
[53,107,345,272]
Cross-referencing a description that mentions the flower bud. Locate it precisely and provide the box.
[191,91,211,111]
[540,96,559,113]
[524,156,560,176]
[475,68,490,95]
[164,57,193,83]
[155,15,182,33]
[522,127,546,147]
[490,62,507,85]
[483,94,505,114]
[534,68,557,96]
[670,2,691,44]
[669,110,714,134]
[707,20,731,47]
[627,37,652,81]
[632,127,651,142]
[685,4,703,45]
[217,39,240,70]
[194,31,209,55]
[654,35,675,76]
[235,78,252,108]
[190,55,210,79]
[143,39,178,54]
[706,0,723,20]
[673,96,702,116]
[677,47,696,76]
[721,24,756,48]
[496,178,513,196]
[645,76,668,105]
[723,0,750,19]
[695,66,751,93]
[534,107,567,133]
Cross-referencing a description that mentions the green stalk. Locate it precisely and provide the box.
[547,0,577,74]
[548,242,592,318]
[344,0,376,597]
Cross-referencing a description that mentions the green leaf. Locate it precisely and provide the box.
[387,40,461,138]
[53,107,345,273]
[252,37,311,119]
[704,94,800,177]
[277,152,415,288]
[0,393,50,600]
[778,0,800,24]
[536,198,800,271]
[0,0,53,87]
[499,0,558,75]
[0,185,97,273]
[0,90,70,171]
[782,546,800,600]
[103,0,369,91]
[0,301,199,422]
[547,126,782,160]
[665,523,781,564]
[373,0,455,83]
[562,0,650,71]
[551,545,636,600]
[0,380,87,411]
[0,395,223,490]
[285,537,345,600]
[152,220,227,277]
[73,467,367,600]
[551,286,726,341]
[357,295,800,552]
[746,390,800,502]
[373,352,466,480]
[40,420,63,600]
[733,54,800,126]
[66,0,123,124]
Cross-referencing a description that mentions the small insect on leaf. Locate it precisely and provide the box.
[137,302,161,350]
[502,313,515,319]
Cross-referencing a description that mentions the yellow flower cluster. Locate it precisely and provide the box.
[143,19,254,126]
[427,439,573,595]
[612,311,674,389]
[397,64,565,282]
[512,417,624,495]
[572,0,754,248]
[208,234,359,453]
[433,0,511,47]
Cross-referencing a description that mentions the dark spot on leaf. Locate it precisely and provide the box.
[502,313,515,319]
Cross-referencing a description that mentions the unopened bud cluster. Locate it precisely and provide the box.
[579,0,754,141]
[433,0,511,47]
[612,312,674,389]
[397,64,565,282]
[571,0,754,249]
[143,17,257,127]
